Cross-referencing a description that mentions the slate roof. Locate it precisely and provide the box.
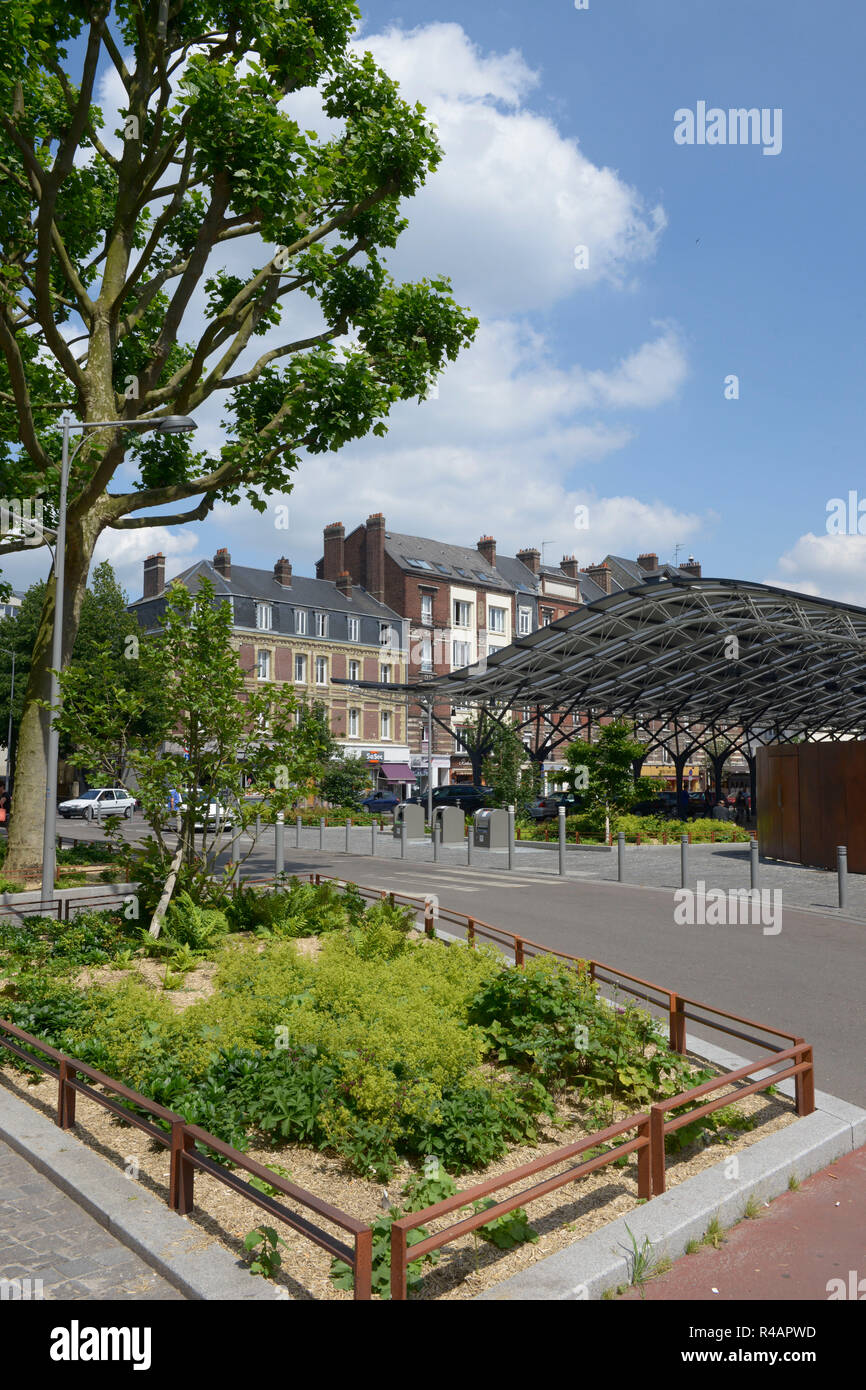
[130,558,403,620]
[383,530,512,590]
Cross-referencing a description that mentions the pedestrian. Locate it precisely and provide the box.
[735,790,747,826]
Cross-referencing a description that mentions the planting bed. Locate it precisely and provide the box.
[0,880,796,1300]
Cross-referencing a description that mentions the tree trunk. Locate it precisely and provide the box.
[5,520,101,877]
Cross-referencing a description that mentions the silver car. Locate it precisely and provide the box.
[58,787,136,821]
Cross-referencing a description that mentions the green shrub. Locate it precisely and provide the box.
[164,891,229,949]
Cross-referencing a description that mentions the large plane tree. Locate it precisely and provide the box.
[0,0,476,873]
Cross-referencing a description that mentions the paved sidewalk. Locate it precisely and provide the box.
[619,1145,866,1301]
[0,1139,183,1300]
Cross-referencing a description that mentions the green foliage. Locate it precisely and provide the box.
[482,719,538,814]
[471,1199,539,1251]
[566,722,648,821]
[319,756,372,809]
[164,891,229,950]
[244,1226,286,1279]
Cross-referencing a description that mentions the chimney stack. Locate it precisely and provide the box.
[560,555,579,580]
[516,547,541,575]
[274,557,292,587]
[679,555,702,578]
[213,547,231,581]
[365,512,386,602]
[322,522,345,582]
[337,571,352,598]
[637,552,658,573]
[477,535,496,568]
[143,553,165,599]
[582,563,613,595]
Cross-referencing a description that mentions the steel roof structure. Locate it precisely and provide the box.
[410,577,866,753]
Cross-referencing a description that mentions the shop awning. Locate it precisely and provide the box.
[380,763,415,781]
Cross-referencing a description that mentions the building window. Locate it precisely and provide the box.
[315,656,328,685]
[541,608,554,627]
[256,650,271,681]
[348,659,360,682]
[420,637,432,673]
[294,654,307,683]
[381,710,392,740]
[380,664,391,684]
[420,593,433,626]
[454,727,468,754]
[489,606,506,633]
[294,708,303,726]
[294,609,307,635]
[518,606,531,635]
[453,600,471,628]
[315,611,328,638]
[348,616,360,642]
[453,640,471,668]
[348,708,359,738]
[379,622,395,649]
[256,602,273,631]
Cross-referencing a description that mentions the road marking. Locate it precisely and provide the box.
[389,871,538,889]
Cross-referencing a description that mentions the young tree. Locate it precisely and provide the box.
[566,720,649,839]
[0,1,477,872]
[482,718,536,815]
[319,753,370,808]
[55,577,333,900]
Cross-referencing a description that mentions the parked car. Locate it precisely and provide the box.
[178,789,234,830]
[360,790,402,814]
[429,784,495,815]
[58,787,136,821]
[527,791,584,821]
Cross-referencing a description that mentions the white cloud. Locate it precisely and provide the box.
[766,532,866,604]
[93,525,201,601]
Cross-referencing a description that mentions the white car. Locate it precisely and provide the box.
[58,787,136,821]
[178,791,233,831]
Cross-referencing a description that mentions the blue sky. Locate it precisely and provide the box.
[7,0,866,602]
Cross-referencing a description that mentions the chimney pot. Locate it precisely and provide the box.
[516,547,541,575]
[322,522,345,582]
[581,562,613,595]
[337,570,352,598]
[365,514,386,602]
[637,552,658,573]
[274,556,292,587]
[560,555,580,580]
[679,556,702,579]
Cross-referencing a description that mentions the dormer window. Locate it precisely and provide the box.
[256,602,273,631]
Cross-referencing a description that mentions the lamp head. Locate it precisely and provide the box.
[155,415,196,434]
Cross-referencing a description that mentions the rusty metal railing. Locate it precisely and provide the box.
[0,1019,373,1299]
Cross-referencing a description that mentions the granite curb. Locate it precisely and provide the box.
[0,1084,283,1301]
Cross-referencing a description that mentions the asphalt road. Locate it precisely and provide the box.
[58,817,866,1106]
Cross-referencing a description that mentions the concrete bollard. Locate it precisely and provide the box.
[681,833,689,889]
[750,838,760,891]
[275,813,285,877]
[618,830,626,882]
[507,805,515,871]
[558,807,566,877]
[837,845,848,911]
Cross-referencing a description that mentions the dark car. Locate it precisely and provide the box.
[527,791,584,821]
[429,784,495,815]
[360,791,402,814]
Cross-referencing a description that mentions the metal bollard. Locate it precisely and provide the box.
[617,830,626,882]
[401,818,407,860]
[507,805,515,871]
[275,813,285,877]
[345,817,351,853]
[837,845,848,911]
[319,816,325,852]
[681,833,688,889]
[231,826,241,869]
[467,826,474,866]
[371,822,376,856]
[433,820,440,862]
[296,814,302,849]
[558,807,566,877]
[750,838,760,891]
[255,813,261,842]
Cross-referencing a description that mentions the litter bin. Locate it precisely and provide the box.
[433,805,464,844]
[474,807,509,848]
[393,802,425,839]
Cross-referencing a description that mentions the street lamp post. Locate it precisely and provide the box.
[40,414,196,904]
[0,647,15,799]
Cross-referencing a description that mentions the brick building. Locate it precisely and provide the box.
[130,548,414,796]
